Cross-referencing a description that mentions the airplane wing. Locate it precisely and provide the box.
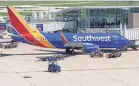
[64,42,84,49]
[64,42,100,50]
[64,42,100,53]
[64,42,117,51]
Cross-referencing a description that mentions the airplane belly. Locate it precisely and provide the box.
[90,41,121,48]
[50,40,65,48]
[89,41,109,48]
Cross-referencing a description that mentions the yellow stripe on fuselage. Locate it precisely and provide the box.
[10,6,55,48]
[30,31,55,48]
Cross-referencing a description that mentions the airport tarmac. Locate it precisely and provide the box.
[0,43,139,86]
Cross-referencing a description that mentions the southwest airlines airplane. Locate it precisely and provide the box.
[7,6,132,54]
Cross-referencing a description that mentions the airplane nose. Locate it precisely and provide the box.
[128,40,132,45]
[124,39,131,46]
[127,40,133,47]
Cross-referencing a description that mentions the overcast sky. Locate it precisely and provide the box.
[0,0,139,1]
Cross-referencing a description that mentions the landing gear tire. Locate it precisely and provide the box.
[99,52,104,57]
[65,48,71,53]
[65,48,76,54]
[71,49,75,54]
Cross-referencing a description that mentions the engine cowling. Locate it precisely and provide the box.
[83,43,99,53]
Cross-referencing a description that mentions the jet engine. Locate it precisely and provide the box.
[83,43,99,53]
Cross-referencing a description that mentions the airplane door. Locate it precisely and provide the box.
[34,37,44,45]
[113,36,119,43]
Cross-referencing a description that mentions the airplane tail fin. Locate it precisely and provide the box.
[7,6,34,35]
[7,6,55,48]
[7,6,44,47]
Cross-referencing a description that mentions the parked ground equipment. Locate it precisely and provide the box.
[48,57,61,72]
[53,54,65,60]
[106,49,122,58]
[3,40,18,49]
[37,54,64,61]
[4,43,18,49]
[90,50,104,57]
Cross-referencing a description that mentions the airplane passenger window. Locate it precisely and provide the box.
[121,37,125,40]
[113,36,119,40]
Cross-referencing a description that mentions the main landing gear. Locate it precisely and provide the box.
[65,48,75,54]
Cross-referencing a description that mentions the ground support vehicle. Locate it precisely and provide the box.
[106,50,122,58]
[90,50,104,57]
[48,57,61,72]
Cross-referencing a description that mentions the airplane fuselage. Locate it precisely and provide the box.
[12,31,132,50]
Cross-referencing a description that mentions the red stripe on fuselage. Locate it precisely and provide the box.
[60,33,68,43]
[7,6,45,47]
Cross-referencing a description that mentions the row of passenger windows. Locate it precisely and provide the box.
[40,38,45,40]
[37,37,45,40]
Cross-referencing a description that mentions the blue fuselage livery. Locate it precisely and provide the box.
[12,30,132,49]
[73,35,111,42]
[7,6,132,52]
[41,32,131,49]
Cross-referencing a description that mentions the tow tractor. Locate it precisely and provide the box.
[90,50,104,57]
[48,57,61,72]
[37,54,64,61]
[3,40,18,49]
[106,49,122,58]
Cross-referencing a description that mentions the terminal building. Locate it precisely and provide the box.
[30,6,139,32]
[56,6,134,29]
